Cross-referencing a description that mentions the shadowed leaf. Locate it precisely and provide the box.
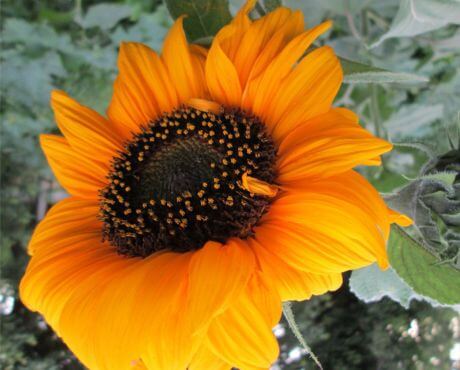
[165,0,232,41]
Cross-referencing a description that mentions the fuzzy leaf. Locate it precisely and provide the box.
[165,0,232,42]
[350,264,419,308]
[341,57,428,83]
[388,225,460,305]
[384,172,459,261]
[371,0,460,48]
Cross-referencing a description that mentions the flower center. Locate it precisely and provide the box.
[100,106,277,257]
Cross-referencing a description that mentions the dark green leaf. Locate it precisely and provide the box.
[388,225,460,305]
[165,0,232,41]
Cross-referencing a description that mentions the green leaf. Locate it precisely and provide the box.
[111,10,170,52]
[384,172,459,263]
[282,302,323,370]
[341,57,429,83]
[79,3,133,30]
[350,264,420,308]
[371,0,460,48]
[388,225,460,305]
[165,0,232,42]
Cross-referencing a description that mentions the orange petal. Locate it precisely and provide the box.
[206,272,280,369]
[57,254,149,370]
[27,197,100,255]
[20,194,203,369]
[241,21,332,123]
[268,46,343,141]
[278,137,391,182]
[189,344,230,370]
[241,173,278,197]
[258,189,389,274]
[60,251,194,370]
[188,239,255,333]
[206,38,242,107]
[20,232,124,337]
[51,91,122,162]
[388,208,413,226]
[215,0,255,60]
[250,238,342,301]
[244,271,282,328]
[108,42,178,138]
[40,135,107,199]
[277,107,359,155]
[162,17,207,102]
[137,253,201,370]
[283,170,392,240]
[188,98,221,114]
[276,109,392,182]
[233,6,304,87]
[189,44,209,98]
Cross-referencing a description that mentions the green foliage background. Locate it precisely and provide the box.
[1,0,459,369]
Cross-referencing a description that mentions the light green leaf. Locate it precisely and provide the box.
[385,104,444,138]
[350,264,419,308]
[79,3,132,30]
[388,225,460,305]
[371,0,460,48]
[165,0,232,42]
[341,57,429,83]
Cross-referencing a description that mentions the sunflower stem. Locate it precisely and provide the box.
[282,302,323,370]
[370,84,384,139]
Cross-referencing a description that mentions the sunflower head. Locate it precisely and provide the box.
[100,106,277,257]
[19,2,411,369]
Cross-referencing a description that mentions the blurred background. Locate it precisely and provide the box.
[1,0,459,369]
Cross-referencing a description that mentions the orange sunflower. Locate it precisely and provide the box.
[20,1,411,369]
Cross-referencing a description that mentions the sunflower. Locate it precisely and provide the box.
[20,1,411,369]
